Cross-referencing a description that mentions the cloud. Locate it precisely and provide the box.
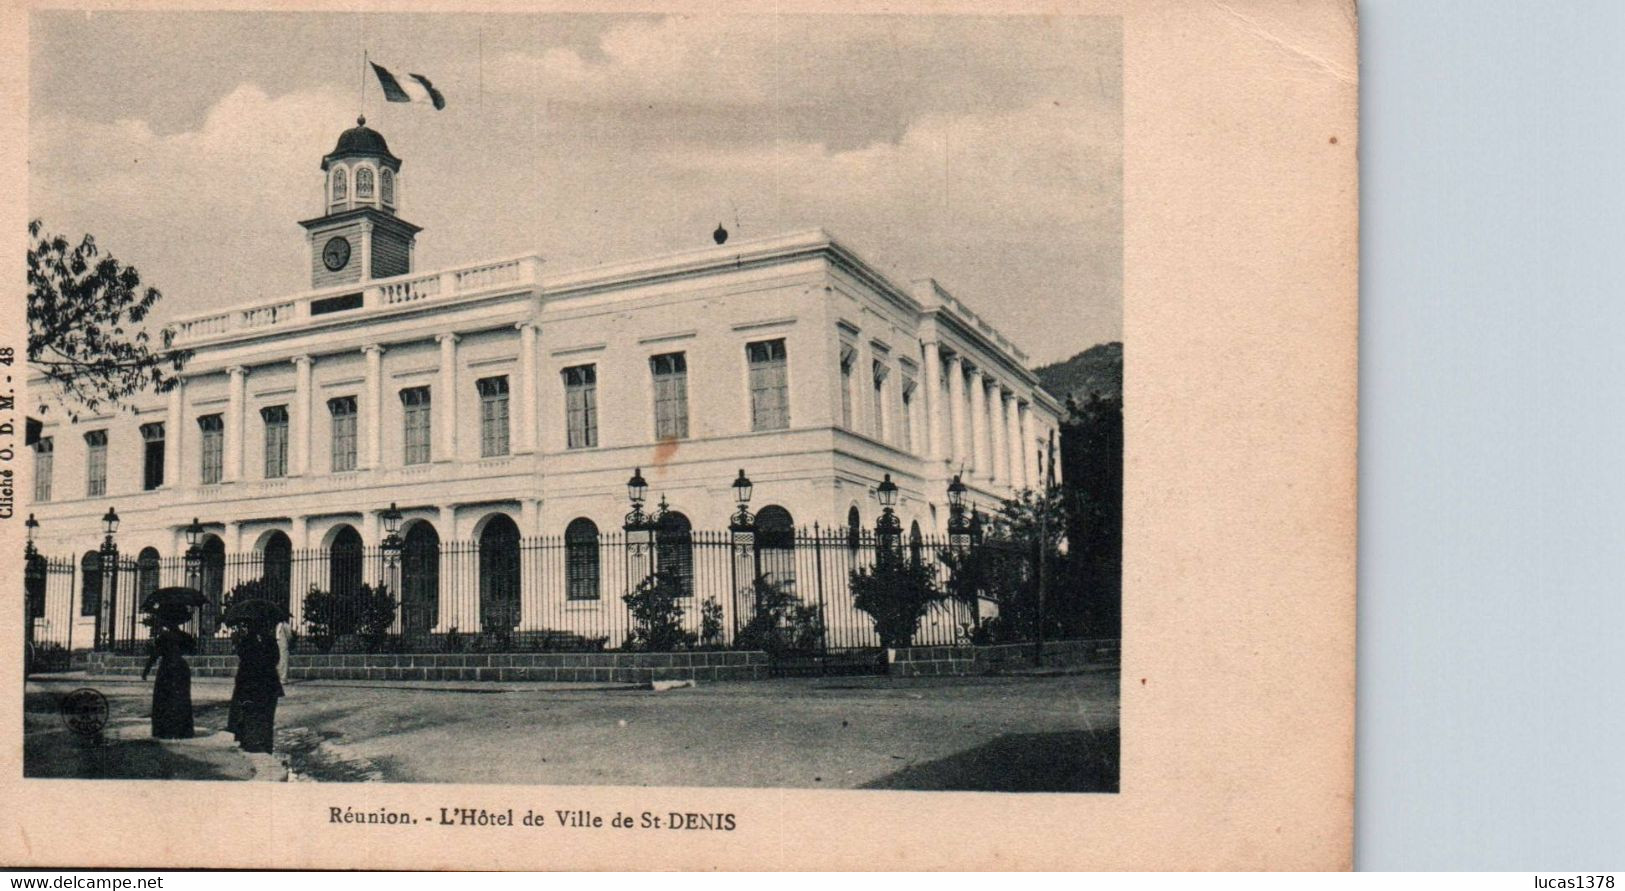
[28,14,1122,363]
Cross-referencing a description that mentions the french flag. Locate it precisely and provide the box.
[370,62,446,110]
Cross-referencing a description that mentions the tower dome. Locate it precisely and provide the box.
[320,116,402,216]
[322,115,400,170]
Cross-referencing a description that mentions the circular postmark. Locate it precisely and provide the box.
[59,687,110,738]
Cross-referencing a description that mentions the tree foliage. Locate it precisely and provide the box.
[622,570,696,652]
[27,219,189,418]
[851,549,946,649]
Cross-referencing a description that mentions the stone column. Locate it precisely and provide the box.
[363,509,382,587]
[1020,401,1037,488]
[225,366,246,483]
[990,383,1007,484]
[292,355,312,476]
[520,498,540,536]
[290,515,309,550]
[922,343,944,463]
[873,360,891,444]
[968,366,987,479]
[226,520,243,554]
[946,354,967,469]
[359,218,374,281]
[437,333,459,461]
[363,345,384,469]
[1006,394,1026,490]
[165,377,184,488]
[516,323,537,453]
[439,505,457,541]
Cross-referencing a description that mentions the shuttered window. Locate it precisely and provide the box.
[198,416,223,484]
[84,430,107,496]
[650,352,689,440]
[563,365,597,449]
[329,397,357,472]
[33,437,52,502]
[747,339,789,431]
[401,386,432,465]
[262,406,289,479]
[140,423,165,490]
[478,377,510,458]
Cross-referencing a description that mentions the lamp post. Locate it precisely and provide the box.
[380,503,404,637]
[24,515,44,650]
[946,474,971,553]
[874,474,902,558]
[728,469,755,642]
[623,468,656,584]
[183,518,204,591]
[96,506,120,651]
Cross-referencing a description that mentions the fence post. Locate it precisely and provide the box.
[811,524,828,655]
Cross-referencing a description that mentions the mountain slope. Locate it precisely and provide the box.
[1033,342,1122,405]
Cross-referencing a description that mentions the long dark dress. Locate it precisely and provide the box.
[144,628,196,739]
[230,632,284,753]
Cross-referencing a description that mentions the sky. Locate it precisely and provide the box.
[29,11,1121,366]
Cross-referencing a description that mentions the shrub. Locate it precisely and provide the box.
[736,576,824,657]
[301,582,397,653]
[850,551,946,649]
[622,570,695,652]
[699,597,726,648]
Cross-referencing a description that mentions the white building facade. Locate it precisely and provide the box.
[27,120,1062,647]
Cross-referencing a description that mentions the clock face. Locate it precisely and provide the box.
[322,236,351,271]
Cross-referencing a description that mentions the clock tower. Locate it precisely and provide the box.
[300,116,422,289]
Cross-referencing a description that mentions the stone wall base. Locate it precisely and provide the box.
[885,638,1120,678]
[80,650,769,684]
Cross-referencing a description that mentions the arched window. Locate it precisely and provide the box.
[846,505,862,553]
[380,168,394,206]
[355,166,374,200]
[199,535,225,638]
[137,547,162,603]
[908,521,924,568]
[402,522,440,636]
[565,518,601,601]
[261,532,292,614]
[478,515,521,632]
[328,525,363,600]
[331,167,347,204]
[755,506,796,592]
[656,510,694,597]
[80,551,101,617]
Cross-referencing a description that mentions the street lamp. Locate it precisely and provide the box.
[97,506,120,651]
[728,468,756,644]
[946,475,972,553]
[24,515,45,641]
[624,468,656,580]
[730,468,754,530]
[381,503,404,555]
[184,518,204,591]
[874,474,902,556]
[380,503,405,634]
[626,467,649,515]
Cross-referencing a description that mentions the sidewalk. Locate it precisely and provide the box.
[30,671,643,695]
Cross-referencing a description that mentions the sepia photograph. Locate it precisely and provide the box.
[19,10,1124,794]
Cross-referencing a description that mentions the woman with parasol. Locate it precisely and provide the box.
[140,587,205,739]
[223,598,288,753]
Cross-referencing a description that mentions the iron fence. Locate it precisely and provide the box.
[28,526,1010,656]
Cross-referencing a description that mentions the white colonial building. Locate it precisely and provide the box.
[27,118,1061,648]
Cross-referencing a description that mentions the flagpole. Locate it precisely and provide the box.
[361,48,368,119]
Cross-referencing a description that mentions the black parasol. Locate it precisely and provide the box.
[222,598,291,628]
[141,586,207,613]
